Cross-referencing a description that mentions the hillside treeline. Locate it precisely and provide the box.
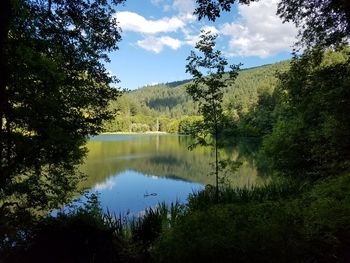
[104,61,290,134]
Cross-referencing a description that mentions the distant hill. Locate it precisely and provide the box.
[104,60,290,132]
[164,79,192,88]
[128,60,290,118]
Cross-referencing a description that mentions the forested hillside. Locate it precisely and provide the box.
[104,60,290,133]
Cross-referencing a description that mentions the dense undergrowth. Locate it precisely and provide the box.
[2,173,349,263]
[154,174,350,262]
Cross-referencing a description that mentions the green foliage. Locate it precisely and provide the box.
[185,30,241,201]
[1,195,188,263]
[130,123,150,133]
[2,193,129,263]
[155,203,306,263]
[129,83,198,118]
[238,88,280,136]
[185,30,241,140]
[130,208,163,250]
[277,0,350,48]
[178,115,203,134]
[129,203,185,251]
[153,173,350,263]
[5,174,349,263]
[140,62,288,119]
[103,61,290,135]
[103,93,181,133]
[263,48,350,178]
[187,177,308,211]
[194,0,255,21]
[161,118,179,133]
[0,0,124,219]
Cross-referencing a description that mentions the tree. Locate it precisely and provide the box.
[263,47,350,178]
[194,0,350,49]
[185,30,240,202]
[194,0,256,21]
[0,0,124,220]
[277,0,350,48]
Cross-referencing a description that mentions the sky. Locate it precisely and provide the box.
[108,0,298,90]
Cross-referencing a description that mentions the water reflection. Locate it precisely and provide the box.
[79,134,269,214]
[90,170,203,216]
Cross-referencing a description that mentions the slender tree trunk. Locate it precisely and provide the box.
[215,116,219,204]
[0,0,11,179]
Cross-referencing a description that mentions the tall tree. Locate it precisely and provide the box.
[0,0,124,218]
[277,0,350,48]
[263,47,350,178]
[186,30,240,202]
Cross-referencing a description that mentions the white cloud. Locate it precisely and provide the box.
[115,8,196,53]
[137,36,182,53]
[147,82,160,86]
[184,34,199,46]
[172,0,195,14]
[150,0,195,14]
[183,25,219,46]
[116,0,296,56]
[94,178,116,191]
[178,12,196,23]
[201,25,219,35]
[220,0,297,58]
[115,11,185,34]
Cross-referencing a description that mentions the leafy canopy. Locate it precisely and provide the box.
[0,0,124,215]
[185,30,240,144]
[263,47,350,178]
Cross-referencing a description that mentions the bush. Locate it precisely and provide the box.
[153,174,350,263]
[2,194,140,263]
[130,123,150,133]
[187,177,308,211]
[178,116,203,134]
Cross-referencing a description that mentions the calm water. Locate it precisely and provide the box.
[78,134,269,216]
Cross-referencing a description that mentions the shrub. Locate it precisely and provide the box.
[153,174,350,263]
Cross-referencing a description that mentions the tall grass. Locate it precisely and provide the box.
[99,200,186,257]
[153,173,350,263]
[188,176,310,211]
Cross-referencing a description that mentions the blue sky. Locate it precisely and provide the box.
[108,0,298,90]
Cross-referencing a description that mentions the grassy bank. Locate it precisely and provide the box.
[153,173,350,262]
[2,174,350,263]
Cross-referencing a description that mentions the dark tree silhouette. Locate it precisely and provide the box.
[0,0,125,217]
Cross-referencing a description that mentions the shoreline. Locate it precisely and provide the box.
[99,131,170,135]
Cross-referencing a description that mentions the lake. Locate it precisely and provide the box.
[78,134,269,216]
